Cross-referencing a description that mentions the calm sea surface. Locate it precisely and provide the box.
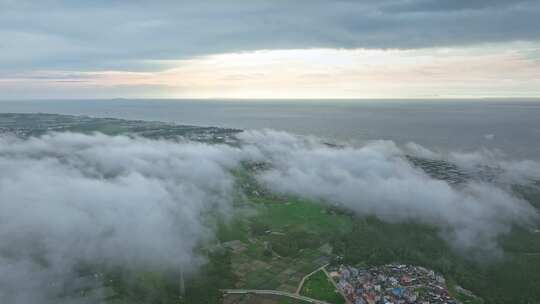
[1,99,539,159]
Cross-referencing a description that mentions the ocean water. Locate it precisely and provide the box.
[1,99,539,159]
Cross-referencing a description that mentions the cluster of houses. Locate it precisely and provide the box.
[330,264,459,304]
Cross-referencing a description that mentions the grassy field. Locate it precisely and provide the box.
[300,271,345,304]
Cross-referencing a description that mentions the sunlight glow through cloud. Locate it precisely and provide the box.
[2,43,540,99]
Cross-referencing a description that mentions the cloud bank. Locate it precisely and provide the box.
[2,0,540,73]
[239,130,540,255]
[0,132,245,303]
[1,130,539,301]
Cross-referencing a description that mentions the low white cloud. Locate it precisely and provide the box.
[239,130,540,255]
[405,142,540,184]
[0,133,247,303]
[1,130,539,302]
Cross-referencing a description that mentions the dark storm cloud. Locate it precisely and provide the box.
[1,0,540,72]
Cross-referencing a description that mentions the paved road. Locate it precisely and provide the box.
[222,289,333,304]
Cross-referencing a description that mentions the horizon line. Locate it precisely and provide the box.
[2,97,540,102]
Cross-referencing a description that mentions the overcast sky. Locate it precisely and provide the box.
[1,0,540,99]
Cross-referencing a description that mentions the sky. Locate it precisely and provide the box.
[1,0,540,99]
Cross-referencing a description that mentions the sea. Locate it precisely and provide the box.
[1,99,539,160]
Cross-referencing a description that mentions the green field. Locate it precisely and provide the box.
[300,271,345,304]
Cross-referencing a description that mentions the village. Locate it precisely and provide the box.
[330,264,459,304]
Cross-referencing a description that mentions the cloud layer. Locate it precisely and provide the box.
[0,132,244,303]
[239,130,540,255]
[2,0,540,72]
[1,130,539,301]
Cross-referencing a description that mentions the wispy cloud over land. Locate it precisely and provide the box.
[1,130,538,303]
[240,130,540,255]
